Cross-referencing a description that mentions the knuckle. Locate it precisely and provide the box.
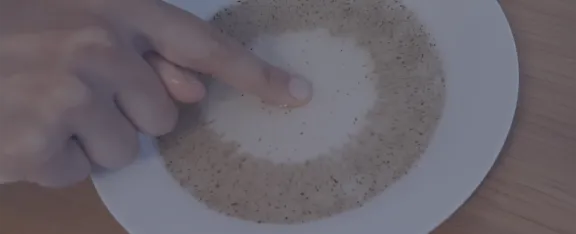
[1,71,89,143]
[2,72,92,124]
[50,75,92,108]
[65,77,93,106]
[35,75,92,122]
[0,125,49,166]
[66,26,117,51]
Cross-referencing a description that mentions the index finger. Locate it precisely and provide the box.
[122,1,312,107]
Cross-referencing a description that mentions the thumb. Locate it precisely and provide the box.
[126,1,312,107]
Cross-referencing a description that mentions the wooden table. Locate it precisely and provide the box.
[1,0,574,233]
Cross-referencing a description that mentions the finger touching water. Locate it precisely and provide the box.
[125,1,313,107]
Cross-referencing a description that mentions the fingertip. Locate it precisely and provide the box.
[164,70,207,103]
[113,55,179,136]
[94,134,140,170]
[147,54,207,103]
[256,67,314,108]
[287,74,313,106]
[116,89,178,136]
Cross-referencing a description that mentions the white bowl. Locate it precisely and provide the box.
[92,0,518,233]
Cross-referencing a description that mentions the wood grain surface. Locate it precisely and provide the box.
[0,0,574,233]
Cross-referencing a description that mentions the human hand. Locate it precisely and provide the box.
[0,0,312,187]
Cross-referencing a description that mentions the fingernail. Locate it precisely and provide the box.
[288,75,312,101]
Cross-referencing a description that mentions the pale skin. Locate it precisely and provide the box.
[0,0,313,187]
